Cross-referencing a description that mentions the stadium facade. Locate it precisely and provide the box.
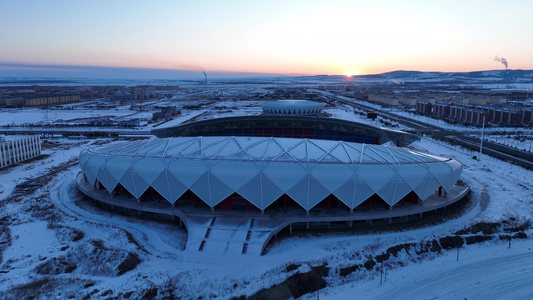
[0,135,41,168]
[76,100,469,254]
[261,99,325,115]
[79,136,463,213]
[78,100,464,215]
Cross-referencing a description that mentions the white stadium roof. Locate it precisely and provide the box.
[79,136,462,210]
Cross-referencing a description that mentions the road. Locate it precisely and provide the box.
[321,91,533,170]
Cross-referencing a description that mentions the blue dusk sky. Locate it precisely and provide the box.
[1,0,532,79]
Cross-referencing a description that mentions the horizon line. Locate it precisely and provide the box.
[0,61,524,80]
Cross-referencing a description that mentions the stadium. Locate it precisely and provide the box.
[77,100,469,254]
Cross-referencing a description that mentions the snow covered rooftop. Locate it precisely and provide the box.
[86,136,448,165]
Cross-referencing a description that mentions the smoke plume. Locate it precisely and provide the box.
[494,56,508,69]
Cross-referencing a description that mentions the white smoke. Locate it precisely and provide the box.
[390,79,404,85]
[494,56,508,69]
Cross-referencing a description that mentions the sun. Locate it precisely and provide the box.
[344,69,357,77]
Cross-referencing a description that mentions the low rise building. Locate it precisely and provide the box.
[0,135,42,168]
[415,101,433,115]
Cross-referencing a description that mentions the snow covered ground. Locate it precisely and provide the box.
[317,239,533,300]
[483,135,533,153]
[0,94,532,299]
[0,107,140,126]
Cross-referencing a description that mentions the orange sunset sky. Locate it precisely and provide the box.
[1,0,532,77]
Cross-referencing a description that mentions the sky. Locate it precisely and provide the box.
[1,0,533,78]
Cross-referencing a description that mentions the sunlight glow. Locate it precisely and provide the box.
[345,69,357,77]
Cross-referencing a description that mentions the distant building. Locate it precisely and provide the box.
[120,119,141,127]
[489,103,525,126]
[133,86,156,100]
[523,109,533,124]
[4,94,80,107]
[86,119,115,126]
[152,106,181,120]
[415,101,433,115]
[0,135,42,168]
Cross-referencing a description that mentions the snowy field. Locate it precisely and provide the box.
[0,133,531,299]
[1,93,532,299]
[0,107,141,126]
[483,135,533,153]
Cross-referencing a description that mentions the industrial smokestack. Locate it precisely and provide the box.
[494,56,508,69]
[203,71,208,84]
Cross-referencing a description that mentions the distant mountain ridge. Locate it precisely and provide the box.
[301,69,533,84]
[1,62,532,84]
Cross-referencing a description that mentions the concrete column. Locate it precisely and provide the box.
[20,138,26,161]
[28,137,33,157]
[18,139,23,161]
[14,140,20,163]
[0,142,5,167]
[4,142,9,166]
[17,139,22,162]
[37,136,42,154]
[32,136,38,157]
[28,137,33,159]
[9,142,14,165]
[19,139,24,161]
[24,137,30,160]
